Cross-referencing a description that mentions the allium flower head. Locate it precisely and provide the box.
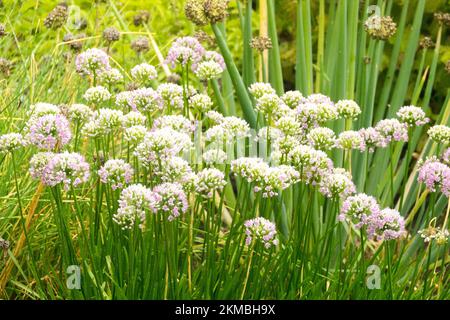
[254,165,300,198]
[98,159,134,190]
[131,63,157,84]
[231,157,268,184]
[275,116,302,136]
[153,115,196,134]
[295,102,320,132]
[257,126,284,143]
[359,127,385,152]
[155,157,192,184]
[0,133,26,153]
[367,208,406,241]
[28,103,60,119]
[194,60,224,80]
[29,152,54,180]
[44,5,68,29]
[124,125,147,145]
[131,37,150,53]
[202,51,226,70]
[113,184,159,230]
[244,217,279,249]
[115,91,135,109]
[336,100,361,120]
[428,125,450,145]
[203,149,227,165]
[442,147,450,166]
[153,183,189,221]
[83,86,111,105]
[41,152,90,190]
[281,90,304,109]
[417,157,450,196]
[103,27,120,43]
[250,36,273,52]
[255,93,284,117]
[195,168,227,198]
[165,36,205,68]
[189,93,213,113]
[121,111,146,128]
[203,0,230,23]
[319,168,356,199]
[127,88,162,112]
[339,193,380,227]
[75,48,110,76]
[220,116,251,139]
[364,15,397,40]
[248,82,276,100]
[375,118,408,144]
[205,110,225,124]
[307,127,336,151]
[396,105,429,127]
[157,83,184,110]
[336,130,365,151]
[27,114,71,150]
[418,227,449,245]
[99,68,123,86]
[287,144,333,185]
[185,0,208,26]
[68,104,93,123]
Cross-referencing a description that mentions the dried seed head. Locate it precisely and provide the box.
[131,36,149,53]
[0,24,6,37]
[0,237,10,250]
[250,36,273,52]
[434,12,450,27]
[203,0,229,24]
[103,27,120,43]
[364,15,397,40]
[194,30,215,47]
[446,60,450,75]
[0,57,12,77]
[419,36,434,49]
[185,0,208,26]
[126,82,140,91]
[133,10,150,26]
[167,73,181,84]
[44,5,68,30]
[63,33,85,52]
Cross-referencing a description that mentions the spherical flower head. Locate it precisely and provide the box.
[153,183,188,221]
[28,102,61,119]
[287,144,333,185]
[364,15,397,40]
[220,116,251,139]
[273,135,302,159]
[98,159,134,190]
[336,99,361,120]
[202,51,225,70]
[257,126,284,143]
[194,60,224,81]
[27,114,72,150]
[131,63,157,84]
[43,5,68,30]
[419,36,434,49]
[42,152,90,190]
[367,208,405,241]
[157,83,184,110]
[248,82,276,100]
[244,217,279,249]
[275,116,302,136]
[128,88,162,113]
[295,102,320,132]
[133,10,150,26]
[99,68,123,86]
[255,93,284,117]
[68,104,93,123]
[124,125,147,145]
[307,127,336,151]
[165,36,205,68]
[83,86,111,105]
[152,115,196,135]
[417,157,450,195]
[319,168,356,199]
[418,227,449,245]
[281,90,304,109]
[205,110,225,124]
[375,118,408,144]
[250,36,273,52]
[189,93,213,113]
[0,133,26,153]
[231,157,269,184]
[113,184,159,230]
[155,157,193,184]
[336,130,366,151]
[185,0,208,26]
[396,105,429,127]
[203,0,229,24]
[134,128,192,167]
[195,168,227,198]
[115,91,135,109]
[428,125,450,145]
[339,193,380,228]
[203,149,227,166]
[75,48,110,76]
[359,127,385,152]
[442,147,450,166]
[131,37,150,53]
[29,152,54,180]
[96,108,124,132]
[121,111,146,128]
[103,27,120,43]
[255,165,300,198]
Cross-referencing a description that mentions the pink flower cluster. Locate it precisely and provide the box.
[41,152,90,190]
[417,157,450,196]
[165,36,205,68]
[244,217,279,249]
[366,208,406,241]
[27,114,72,150]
